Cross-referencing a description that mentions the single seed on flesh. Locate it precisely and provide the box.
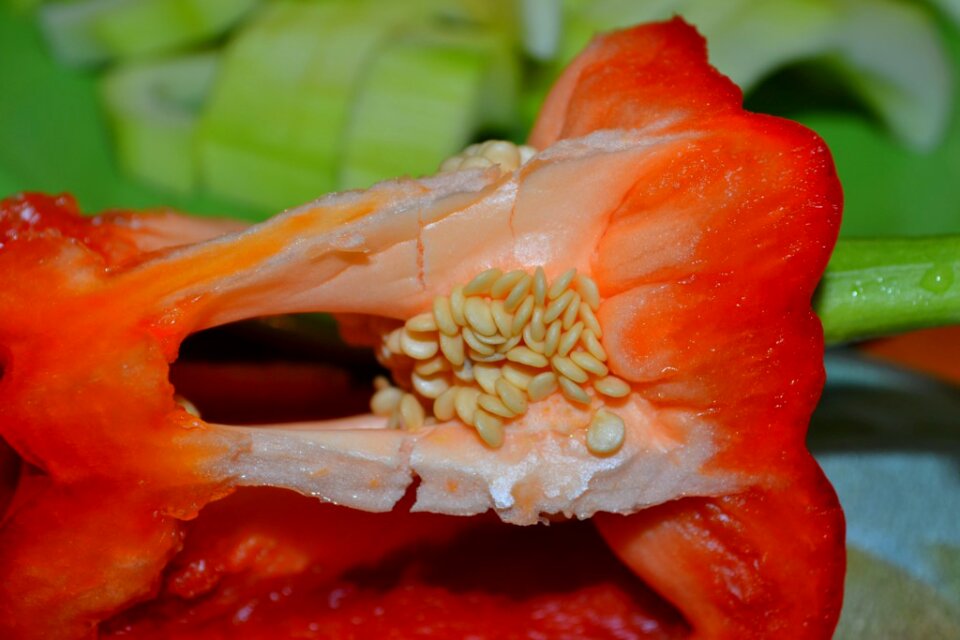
[527,371,558,401]
[548,268,577,300]
[557,322,584,357]
[562,292,581,330]
[373,375,391,391]
[450,286,467,325]
[552,355,589,384]
[558,376,591,404]
[433,386,459,421]
[433,296,459,336]
[400,328,439,360]
[594,376,631,398]
[464,268,502,296]
[463,328,495,357]
[412,371,450,399]
[491,300,513,336]
[530,306,547,341]
[502,363,534,390]
[496,378,528,415]
[582,329,607,361]
[479,393,517,419]
[474,362,501,395]
[491,270,525,298]
[371,386,403,416]
[414,356,449,376]
[482,140,522,169]
[465,297,497,336]
[543,320,562,357]
[406,312,437,332]
[504,274,533,311]
[455,387,481,425]
[571,351,608,377]
[544,289,575,324]
[511,296,534,334]
[587,409,625,455]
[439,332,465,366]
[507,346,549,368]
[533,266,547,306]
[522,324,546,353]
[580,303,603,338]
[575,274,601,311]
[399,394,425,429]
[386,328,403,354]
[439,157,462,172]
[461,155,494,170]
[474,409,504,448]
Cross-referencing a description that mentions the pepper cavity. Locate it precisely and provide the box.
[370,267,630,454]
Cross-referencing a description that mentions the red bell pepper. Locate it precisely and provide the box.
[0,19,844,638]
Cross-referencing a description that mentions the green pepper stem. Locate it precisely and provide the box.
[815,236,960,345]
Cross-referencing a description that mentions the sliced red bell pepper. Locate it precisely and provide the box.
[0,19,844,638]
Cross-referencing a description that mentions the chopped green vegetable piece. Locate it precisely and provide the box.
[100,52,219,193]
[40,0,261,67]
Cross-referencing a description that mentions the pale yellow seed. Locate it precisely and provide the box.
[465,297,497,336]
[453,360,474,383]
[491,270,525,298]
[433,386,459,421]
[558,376,591,404]
[455,387,481,425]
[496,378,528,415]
[498,335,523,353]
[475,331,507,346]
[399,394,425,430]
[594,376,631,398]
[482,140,522,170]
[373,375,391,391]
[551,355,589,384]
[450,286,467,325]
[544,289,575,324]
[464,268,502,296]
[582,329,607,361]
[406,312,437,333]
[474,362,501,395]
[479,393,517,419]
[571,351,608,377]
[580,303,603,338]
[474,409,504,448]
[461,155,494,170]
[491,300,513,337]
[533,266,548,306]
[543,320,562,357]
[504,274,533,312]
[386,328,403,354]
[502,363,534,390]
[511,296,535,335]
[414,356,450,376]
[439,332,465,366]
[527,371,558,401]
[507,346,549,368]
[462,327,495,356]
[558,322,584,357]
[587,409,625,455]
[530,306,547,341]
[433,296,459,336]
[470,351,506,363]
[400,328,439,360]
[412,371,450,399]
[562,292,581,330]
[439,156,463,173]
[522,324,546,354]
[371,387,403,415]
[548,268,577,300]
[575,274,601,311]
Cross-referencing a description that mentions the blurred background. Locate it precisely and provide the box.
[1,0,958,636]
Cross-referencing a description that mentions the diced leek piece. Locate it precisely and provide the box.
[100,52,219,193]
[40,0,261,67]
[197,1,396,209]
[340,25,520,190]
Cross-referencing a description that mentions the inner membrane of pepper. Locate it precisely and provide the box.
[366,265,630,455]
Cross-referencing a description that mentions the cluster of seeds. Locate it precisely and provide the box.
[438,140,537,174]
[370,267,630,455]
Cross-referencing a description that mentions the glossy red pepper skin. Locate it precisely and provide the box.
[0,19,844,638]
